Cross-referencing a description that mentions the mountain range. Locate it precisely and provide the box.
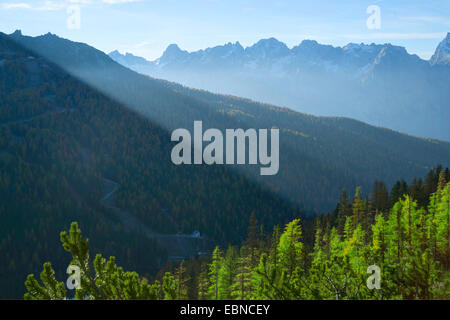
[109,34,450,141]
[6,29,450,211]
[1,30,450,298]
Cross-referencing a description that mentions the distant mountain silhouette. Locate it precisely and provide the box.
[109,34,450,141]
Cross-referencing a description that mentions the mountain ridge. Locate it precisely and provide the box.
[108,34,450,141]
[110,36,441,70]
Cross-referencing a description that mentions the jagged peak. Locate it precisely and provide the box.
[165,43,182,53]
[159,43,188,62]
[299,39,319,47]
[205,41,244,51]
[343,42,379,51]
[41,32,58,38]
[245,37,290,59]
[430,32,450,65]
[224,41,244,50]
[379,43,408,54]
[292,39,340,53]
[108,50,125,59]
[10,30,22,37]
[251,37,288,49]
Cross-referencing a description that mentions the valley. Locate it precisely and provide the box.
[0,31,449,299]
[110,35,450,141]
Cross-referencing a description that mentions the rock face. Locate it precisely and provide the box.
[109,35,448,76]
[430,32,450,66]
[109,34,450,141]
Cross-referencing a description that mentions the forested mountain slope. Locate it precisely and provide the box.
[23,171,450,300]
[0,33,301,298]
[8,30,450,213]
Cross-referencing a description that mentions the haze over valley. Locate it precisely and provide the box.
[110,34,450,141]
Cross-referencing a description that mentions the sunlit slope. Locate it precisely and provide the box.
[0,33,300,298]
[8,31,450,213]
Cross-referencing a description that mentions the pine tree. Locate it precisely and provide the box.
[269,225,281,269]
[231,246,253,299]
[278,219,303,277]
[162,272,178,300]
[437,170,447,191]
[370,181,389,214]
[25,222,162,300]
[174,261,189,299]
[337,188,350,235]
[433,182,450,269]
[218,245,238,299]
[208,246,223,300]
[246,212,259,266]
[352,187,365,229]
[197,264,210,300]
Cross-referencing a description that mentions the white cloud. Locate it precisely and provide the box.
[69,0,93,3]
[2,1,67,11]
[38,1,67,11]
[340,32,447,40]
[400,16,450,25]
[1,0,143,11]
[102,0,142,3]
[134,41,151,48]
[2,3,32,9]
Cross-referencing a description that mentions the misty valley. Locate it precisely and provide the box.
[0,17,449,303]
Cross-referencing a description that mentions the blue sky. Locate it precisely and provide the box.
[0,0,449,60]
